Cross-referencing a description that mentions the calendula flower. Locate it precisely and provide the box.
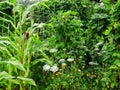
[59,59,65,63]
[43,64,50,71]
[67,58,74,62]
[50,65,59,73]
[49,48,58,53]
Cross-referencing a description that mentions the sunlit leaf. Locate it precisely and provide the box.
[0,60,26,71]
[17,76,36,86]
[0,17,16,29]
[104,27,112,35]
[0,71,14,81]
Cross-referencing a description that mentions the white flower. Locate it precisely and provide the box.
[100,2,104,6]
[63,48,66,51]
[50,65,59,73]
[89,62,98,65]
[94,47,99,51]
[43,64,50,71]
[59,59,65,63]
[79,56,83,59]
[49,48,58,53]
[78,69,81,72]
[97,52,101,56]
[67,58,74,62]
[95,42,103,47]
[101,50,106,54]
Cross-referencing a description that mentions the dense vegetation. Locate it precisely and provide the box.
[0,0,120,90]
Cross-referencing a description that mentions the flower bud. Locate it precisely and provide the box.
[25,31,29,40]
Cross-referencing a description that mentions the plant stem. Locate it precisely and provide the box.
[8,64,12,90]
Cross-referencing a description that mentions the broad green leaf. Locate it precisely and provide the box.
[0,40,10,45]
[21,2,40,25]
[0,46,12,57]
[29,23,46,35]
[0,11,13,20]
[110,65,118,70]
[8,60,26,72]
[8,39,20,55]
[0,60,26,71]
[113,52,120,58]
[0,71,14,81]
[40,2,49,9]
[31,58,52,66]
[0,17,16,29]
[9,79,20,84]
[17,76,36,86]
[0,71,20,84]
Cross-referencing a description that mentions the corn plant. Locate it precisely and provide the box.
[0,0,51,90]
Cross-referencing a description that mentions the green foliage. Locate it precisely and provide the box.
[0,0,51,90]
[0,0,120,90]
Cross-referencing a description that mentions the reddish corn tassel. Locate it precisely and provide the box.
[25,31,29,40]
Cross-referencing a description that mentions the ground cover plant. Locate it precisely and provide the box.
[0,0,120,90]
